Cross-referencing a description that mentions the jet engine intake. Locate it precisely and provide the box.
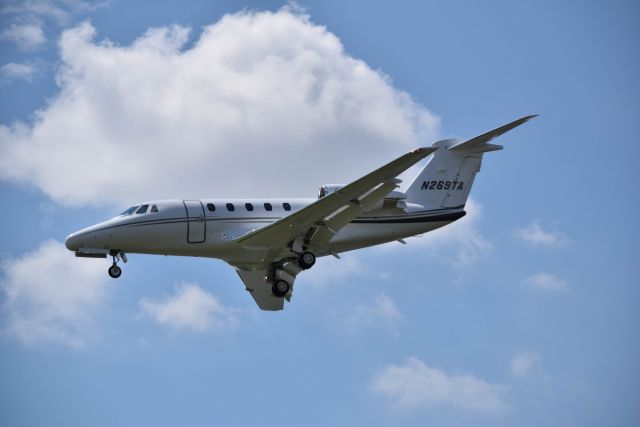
[318,184,344,199]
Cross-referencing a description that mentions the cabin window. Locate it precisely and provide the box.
[245,203,254,211]
[283,202,291,211]
[264,202,272,211]
[226,203,235,212]
[150,205,158,213]
[136,204,149,214]
[207,203,216,212]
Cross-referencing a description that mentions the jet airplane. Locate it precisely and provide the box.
[65,116,535,310]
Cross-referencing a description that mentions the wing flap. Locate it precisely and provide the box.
[309,180,400,247]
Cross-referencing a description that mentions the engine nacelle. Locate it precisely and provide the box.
[318,184,344,199]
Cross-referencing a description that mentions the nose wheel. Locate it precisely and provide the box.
[108,264,122,278]
[108,250,126,279]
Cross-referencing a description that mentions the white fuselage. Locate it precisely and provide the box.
[65,198,465,266]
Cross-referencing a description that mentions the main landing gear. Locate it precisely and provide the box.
[268,250,316,298]
[108,250,127,279]
[272,280,290,298]
[297,251,316,270]
[267,263,292,298]
[271,252,315,297]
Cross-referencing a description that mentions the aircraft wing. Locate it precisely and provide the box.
[236,268,285,311]
[234,146,437,251]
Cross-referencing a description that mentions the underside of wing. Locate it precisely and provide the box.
[236,269,284,311]
[235,261,301,311]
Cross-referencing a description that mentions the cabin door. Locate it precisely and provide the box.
[183,200,206,243]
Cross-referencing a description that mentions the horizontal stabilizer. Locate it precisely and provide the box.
[405,114,537,209]
[450,115,537,153]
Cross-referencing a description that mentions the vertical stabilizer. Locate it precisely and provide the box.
[404,115,536,209]
[404,139,484,209]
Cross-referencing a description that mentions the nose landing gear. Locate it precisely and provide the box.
[108,250,126,279]
[108,263,122,278]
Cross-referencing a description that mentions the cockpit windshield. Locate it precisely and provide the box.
[120,205,139,216]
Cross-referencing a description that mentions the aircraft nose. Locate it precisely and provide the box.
[65,233,79,251]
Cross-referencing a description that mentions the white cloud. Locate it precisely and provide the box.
[510,351,539,377]
[0,62,38,82]
[0,0,99,26]
[0,240,109,349]
[140,283,238,333]
[1,1,67,24]
[522,272,568,291]
[514,220,568,248]
[0,8,439,207]
[345,293,403,334]
[371,356,506,412]
[0,23,46,49]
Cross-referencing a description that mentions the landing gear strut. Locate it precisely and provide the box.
[108,250,125,279]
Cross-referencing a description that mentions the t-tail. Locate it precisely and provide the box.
[404,115,537,209]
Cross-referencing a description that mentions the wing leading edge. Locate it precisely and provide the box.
[234,146,437,252]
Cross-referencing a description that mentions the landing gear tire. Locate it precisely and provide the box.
[108,264,122,279]
[298,251,316,270]
[272,279,290,297]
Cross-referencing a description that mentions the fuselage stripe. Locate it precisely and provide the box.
[89,209,465,233]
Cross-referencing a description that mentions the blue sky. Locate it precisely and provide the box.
[0,1,638,426]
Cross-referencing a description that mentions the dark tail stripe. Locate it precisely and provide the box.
[352,211,465,224]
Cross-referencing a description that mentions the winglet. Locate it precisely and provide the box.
[449,114,537,153]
